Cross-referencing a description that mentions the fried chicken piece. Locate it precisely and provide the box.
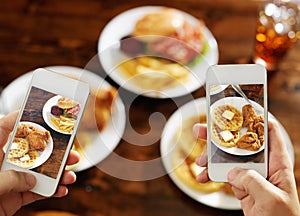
[96,87,117,108]
[253,114,264,125]
[242,104,257,127]
[236,132,261,151]
[248,114,265,142]
[254,121,264,145]
[15,124,36,138]
[27,130,51,151]
[80,87,117,132]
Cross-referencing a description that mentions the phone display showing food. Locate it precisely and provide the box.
[1,69,90,197]
[209,84,266,162]
[6,86,83,179]
[118,8,209,90]
[211,103,264,151]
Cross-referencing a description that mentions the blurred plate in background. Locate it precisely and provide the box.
[98,6,218,98]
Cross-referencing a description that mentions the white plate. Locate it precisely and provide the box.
[0,66,126,172]
[8,121,53,169]
[210,97,264,156]
[42,95,75,135]
[160,97,294,210]
[98,6,218,98]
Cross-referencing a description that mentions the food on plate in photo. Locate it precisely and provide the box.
[51,96,80,119]
[118,8,208,90]
[211,123,239,148]
[8,149,39,169]
[8,137,29,159]
[212,104,243,131]
[236,132,261,151]
[27,129,51,151]
[172,115,233,195]
[8,123,51,168]
[15,123,36,138]
[50,96,80,133]
[211,103,264,151]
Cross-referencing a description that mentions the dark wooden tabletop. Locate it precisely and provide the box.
[1,0,300,215]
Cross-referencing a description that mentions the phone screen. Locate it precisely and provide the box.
[6,86,81,179]
[209,84,266,164]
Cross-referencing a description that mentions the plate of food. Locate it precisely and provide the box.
[98,6,218,98]
[0,66,126,172]
[7,121,53,169]
[160,97,294,210]
[210,97,265,156]
[43,95,80,135]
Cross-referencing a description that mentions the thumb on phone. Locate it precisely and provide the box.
[0,170,36,195]
[227,168,276,201]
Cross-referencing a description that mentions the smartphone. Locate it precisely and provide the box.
[1,68,90,196]
[206,64,268,182]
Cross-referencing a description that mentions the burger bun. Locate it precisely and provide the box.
[132,9,184,41]
[57,97,78,109]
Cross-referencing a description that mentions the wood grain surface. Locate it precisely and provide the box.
[0,1,300,215]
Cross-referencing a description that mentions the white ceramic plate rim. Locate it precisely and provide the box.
[160,97,294,210]
[98,6,219,98]
[210,97,264,156]
[1,66,126,172]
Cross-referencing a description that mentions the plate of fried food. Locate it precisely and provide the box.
[0,66,126,172]
[210,97,265,156]
[7,121,53,169]
[160,97,294,209]
[98,6,218,98]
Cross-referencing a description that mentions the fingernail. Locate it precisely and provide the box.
[193,124,200,137]
[227,168,239,182]
[193,123,206,138]
[25,173,36,187]
[195,156,201,165]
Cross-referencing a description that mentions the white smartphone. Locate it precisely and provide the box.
[1,68,90,196]
[206,64,268,182]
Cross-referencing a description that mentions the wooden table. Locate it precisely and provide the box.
[1,1,300,215]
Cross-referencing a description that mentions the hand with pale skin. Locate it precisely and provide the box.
[193,119,300,216]
[0,111,80,216]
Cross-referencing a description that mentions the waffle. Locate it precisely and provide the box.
[211,123,239,148]
[212,104,243,131]
[7,150,39,169]
[8,138,29,159]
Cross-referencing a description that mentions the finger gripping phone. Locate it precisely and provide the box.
[206,64,268,182]
[1,68,90,196]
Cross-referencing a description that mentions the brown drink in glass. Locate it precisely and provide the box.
[254,0,299,71]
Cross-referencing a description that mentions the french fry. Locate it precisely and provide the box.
[51,116,75,133]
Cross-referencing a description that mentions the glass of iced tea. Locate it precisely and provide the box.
[253,0,299,71]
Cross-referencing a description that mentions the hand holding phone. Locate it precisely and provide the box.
[206,64,268,182]
[1,68,90,197]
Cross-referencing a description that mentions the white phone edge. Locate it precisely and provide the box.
[1,68,90,197]
[206,64,268,182]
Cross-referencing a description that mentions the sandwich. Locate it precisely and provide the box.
[51,97,80,120]
[120,8,206,65]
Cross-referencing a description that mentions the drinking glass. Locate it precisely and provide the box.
[253,0,300,71]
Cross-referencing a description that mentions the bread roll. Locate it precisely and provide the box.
[132,9,184,41]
